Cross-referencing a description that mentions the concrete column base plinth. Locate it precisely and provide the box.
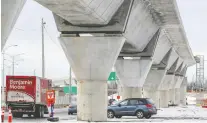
[77,81,107,121]
[119,87,142,100]
[144,90,160,108]
[175,88,181,105]
[169,89,175,104]
[180,86,187,106]
[160,90,169,108]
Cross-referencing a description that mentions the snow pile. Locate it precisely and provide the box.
[156,106,207,119]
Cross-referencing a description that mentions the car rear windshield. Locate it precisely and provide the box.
[146,99,155,104]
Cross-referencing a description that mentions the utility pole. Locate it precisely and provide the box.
[34,69,36,76]
[12,56,15,75]
[42,18,46,78]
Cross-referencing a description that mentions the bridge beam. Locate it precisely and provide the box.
[1,0,26,49]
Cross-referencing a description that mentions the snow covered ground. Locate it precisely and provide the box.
[3,105,207,123]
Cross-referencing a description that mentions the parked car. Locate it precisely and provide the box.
[68,104,77,115]
[107,98,157,119]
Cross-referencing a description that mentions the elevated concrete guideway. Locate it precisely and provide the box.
[2,0,196,122]
[1,0,26,49]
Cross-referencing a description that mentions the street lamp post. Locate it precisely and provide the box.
[1,45,17,106]
[9,54,24,75]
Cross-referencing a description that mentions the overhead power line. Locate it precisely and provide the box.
[43,26,62,49]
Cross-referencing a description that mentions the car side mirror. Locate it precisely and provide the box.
[118,104,121,107]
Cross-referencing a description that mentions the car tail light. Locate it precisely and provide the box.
[146,104,152,108]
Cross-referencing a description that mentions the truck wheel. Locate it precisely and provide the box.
[28,114,32,117]
[16,113,23,118]
[35,105,41,118]
[40,106,44,118]
[12,113,18,117]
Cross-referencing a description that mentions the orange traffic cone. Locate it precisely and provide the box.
[8,107,12,123]
[1,106,5,122]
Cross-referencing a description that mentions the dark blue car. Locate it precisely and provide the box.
[68,104,77,115]
[107,98,157,119]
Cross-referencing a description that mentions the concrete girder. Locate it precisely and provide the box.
[59,35,125,121]
[115,58,152,88]
[119,29,160,57]
[175,58,184,72]
[54,0,160,53]
[180,66,187,76]
[34,0,124,25]
[1,0,26,49]
[122,0,159,52]
[148,0,195,66]
[175,62,184,76]
[144,48,172,90]
[164,27,195,66]
[152,30,172,65]
[53,0,133,32]
[167,58,179,74]
[166,48,179,70]
[152,48,172,69]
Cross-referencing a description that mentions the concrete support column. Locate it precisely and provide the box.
[77,81,107,121]
[169,89,175,104]
[180,86,187,105]
[118,86,142,99]
[115,58,152,100]
[143,69,167,108]
[175,88,181,105]
[180,77,188,106]
[160,90,169,108]
[59,35,125,121]
[144,90,160,108]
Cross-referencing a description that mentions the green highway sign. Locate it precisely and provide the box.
[63,86,77,94]
[108,72,117,81]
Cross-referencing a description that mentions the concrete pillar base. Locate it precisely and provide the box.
[175,88,181,105]
[144,90,160,108]
[169,89,175,104]
[77,81,107,121]
[180,86,187,106]
[160,90,169,108]
[119,87,142,100]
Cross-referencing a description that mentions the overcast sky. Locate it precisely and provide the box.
[2,0,207,81]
